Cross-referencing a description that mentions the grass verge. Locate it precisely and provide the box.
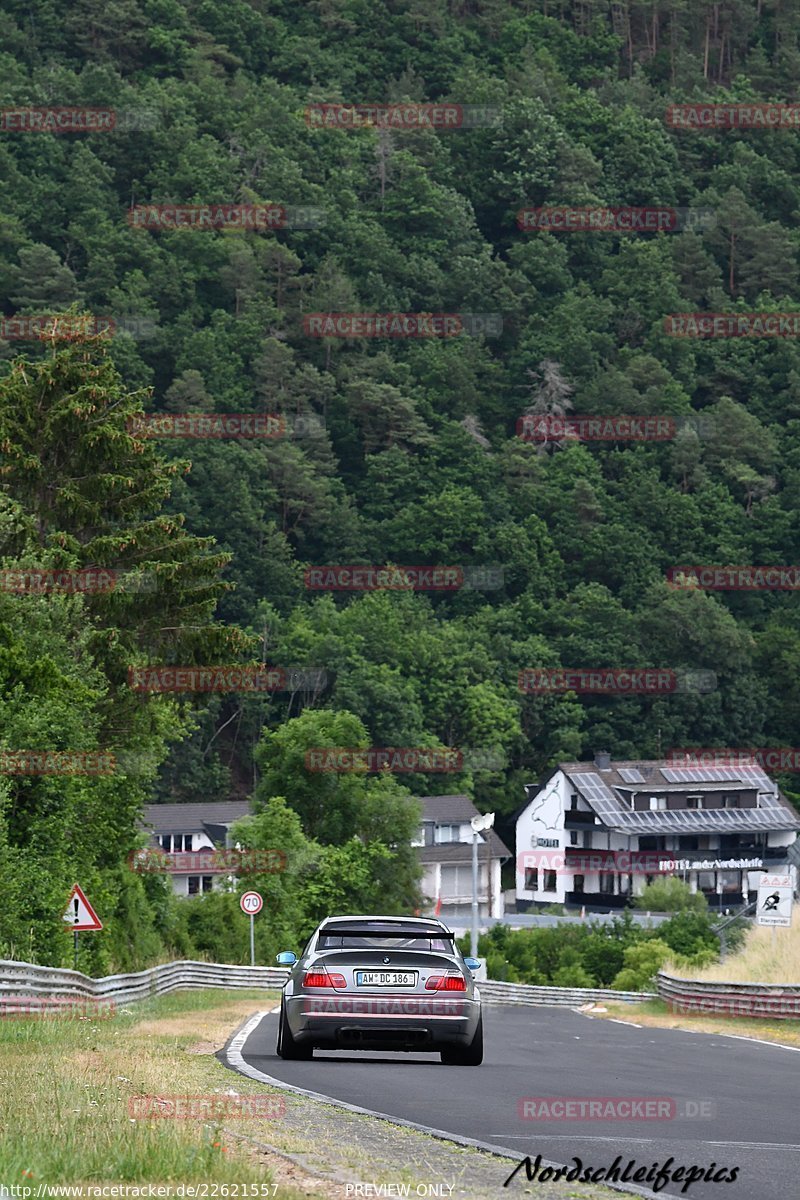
[0,987,329,1194]
[587,997,800,1047]
[675,920,800,984]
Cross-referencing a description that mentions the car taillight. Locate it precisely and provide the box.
[425,974,467,991]
[302,970,346,988]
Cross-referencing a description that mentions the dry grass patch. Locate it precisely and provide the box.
[0,987,332,1197]
[588,998,800,1047]
[677,920,800,984]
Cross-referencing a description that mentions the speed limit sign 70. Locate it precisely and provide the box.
[240,891,263,915]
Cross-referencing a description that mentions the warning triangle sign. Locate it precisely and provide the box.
[62,883,103,931]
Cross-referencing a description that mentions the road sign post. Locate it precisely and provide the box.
[756,874,793,933]
[61,884,103,970]
[240,891,263,967]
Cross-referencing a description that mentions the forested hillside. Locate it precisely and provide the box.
[3,0,800,966]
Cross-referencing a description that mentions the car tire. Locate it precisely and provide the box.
[276,997,313,1060]
[440,1013,483,1065]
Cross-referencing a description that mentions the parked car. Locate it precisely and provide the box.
[275,914,483,1064]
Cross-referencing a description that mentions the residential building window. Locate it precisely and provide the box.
[678,836,699,851]
[441,864,486,898]
[722,795,739,809]
[569,794,579,810]
[525,868,538,891]
[187,875,213,895]
[697,871,715,892]
[543,870,557,891]
[436,824,461,844]
[164,834,192,852]
[569,831,579,846]
[649,797,667,811]
[573,875,584,894]
[599,873,615,894]
[686,796,703,809]
[582,832,592,849]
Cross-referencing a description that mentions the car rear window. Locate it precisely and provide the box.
[317,932,453,951]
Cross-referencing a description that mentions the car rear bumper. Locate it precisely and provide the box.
[286,992,480,1049]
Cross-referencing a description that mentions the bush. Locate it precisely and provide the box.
[634,878,708,913]
[611,938,673,991]
[658,910,719,958]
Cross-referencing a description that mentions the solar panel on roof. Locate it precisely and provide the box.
[606,808,799,833]
[619,768,645,783]
[570,771,625,819]
[662,766,745,784]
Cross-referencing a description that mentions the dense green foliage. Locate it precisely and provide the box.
[3,0,800,965]
[460,908,727,989]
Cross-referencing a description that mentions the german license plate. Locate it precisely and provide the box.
[355,971,417,987]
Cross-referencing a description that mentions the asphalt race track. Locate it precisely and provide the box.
[225,1002,800,1200]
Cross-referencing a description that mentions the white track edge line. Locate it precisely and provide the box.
[221,1011,666,1200]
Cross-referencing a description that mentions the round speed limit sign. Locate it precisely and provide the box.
[240,891,263,915]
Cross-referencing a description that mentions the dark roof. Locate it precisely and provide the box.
[418,829,511,862]
[541,759,800,834]
[418,794,479,823]
[417,794,511,858]
[141,801,252,834]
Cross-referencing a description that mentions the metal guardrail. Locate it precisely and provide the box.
[3,958,793,1021]
[0,959,289,1010]
[657,970,800,1019]
[0,958,655,1011]
[478,979,655,1005]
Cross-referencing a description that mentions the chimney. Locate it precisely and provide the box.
[594,750,611,771]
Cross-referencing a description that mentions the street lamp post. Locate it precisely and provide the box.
[470,811,495,960]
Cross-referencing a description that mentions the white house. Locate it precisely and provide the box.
[516,754,800,912]
[413,794,511,923]
[141,801,252,896]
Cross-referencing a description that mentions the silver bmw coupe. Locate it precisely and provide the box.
[275,914,483,1064]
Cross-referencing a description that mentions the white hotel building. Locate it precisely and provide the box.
[516,755,800,911]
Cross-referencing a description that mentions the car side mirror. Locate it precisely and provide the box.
[276,951,297,966]
[464,957,481,972]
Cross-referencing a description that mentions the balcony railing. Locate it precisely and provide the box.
[564,810,598,826]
